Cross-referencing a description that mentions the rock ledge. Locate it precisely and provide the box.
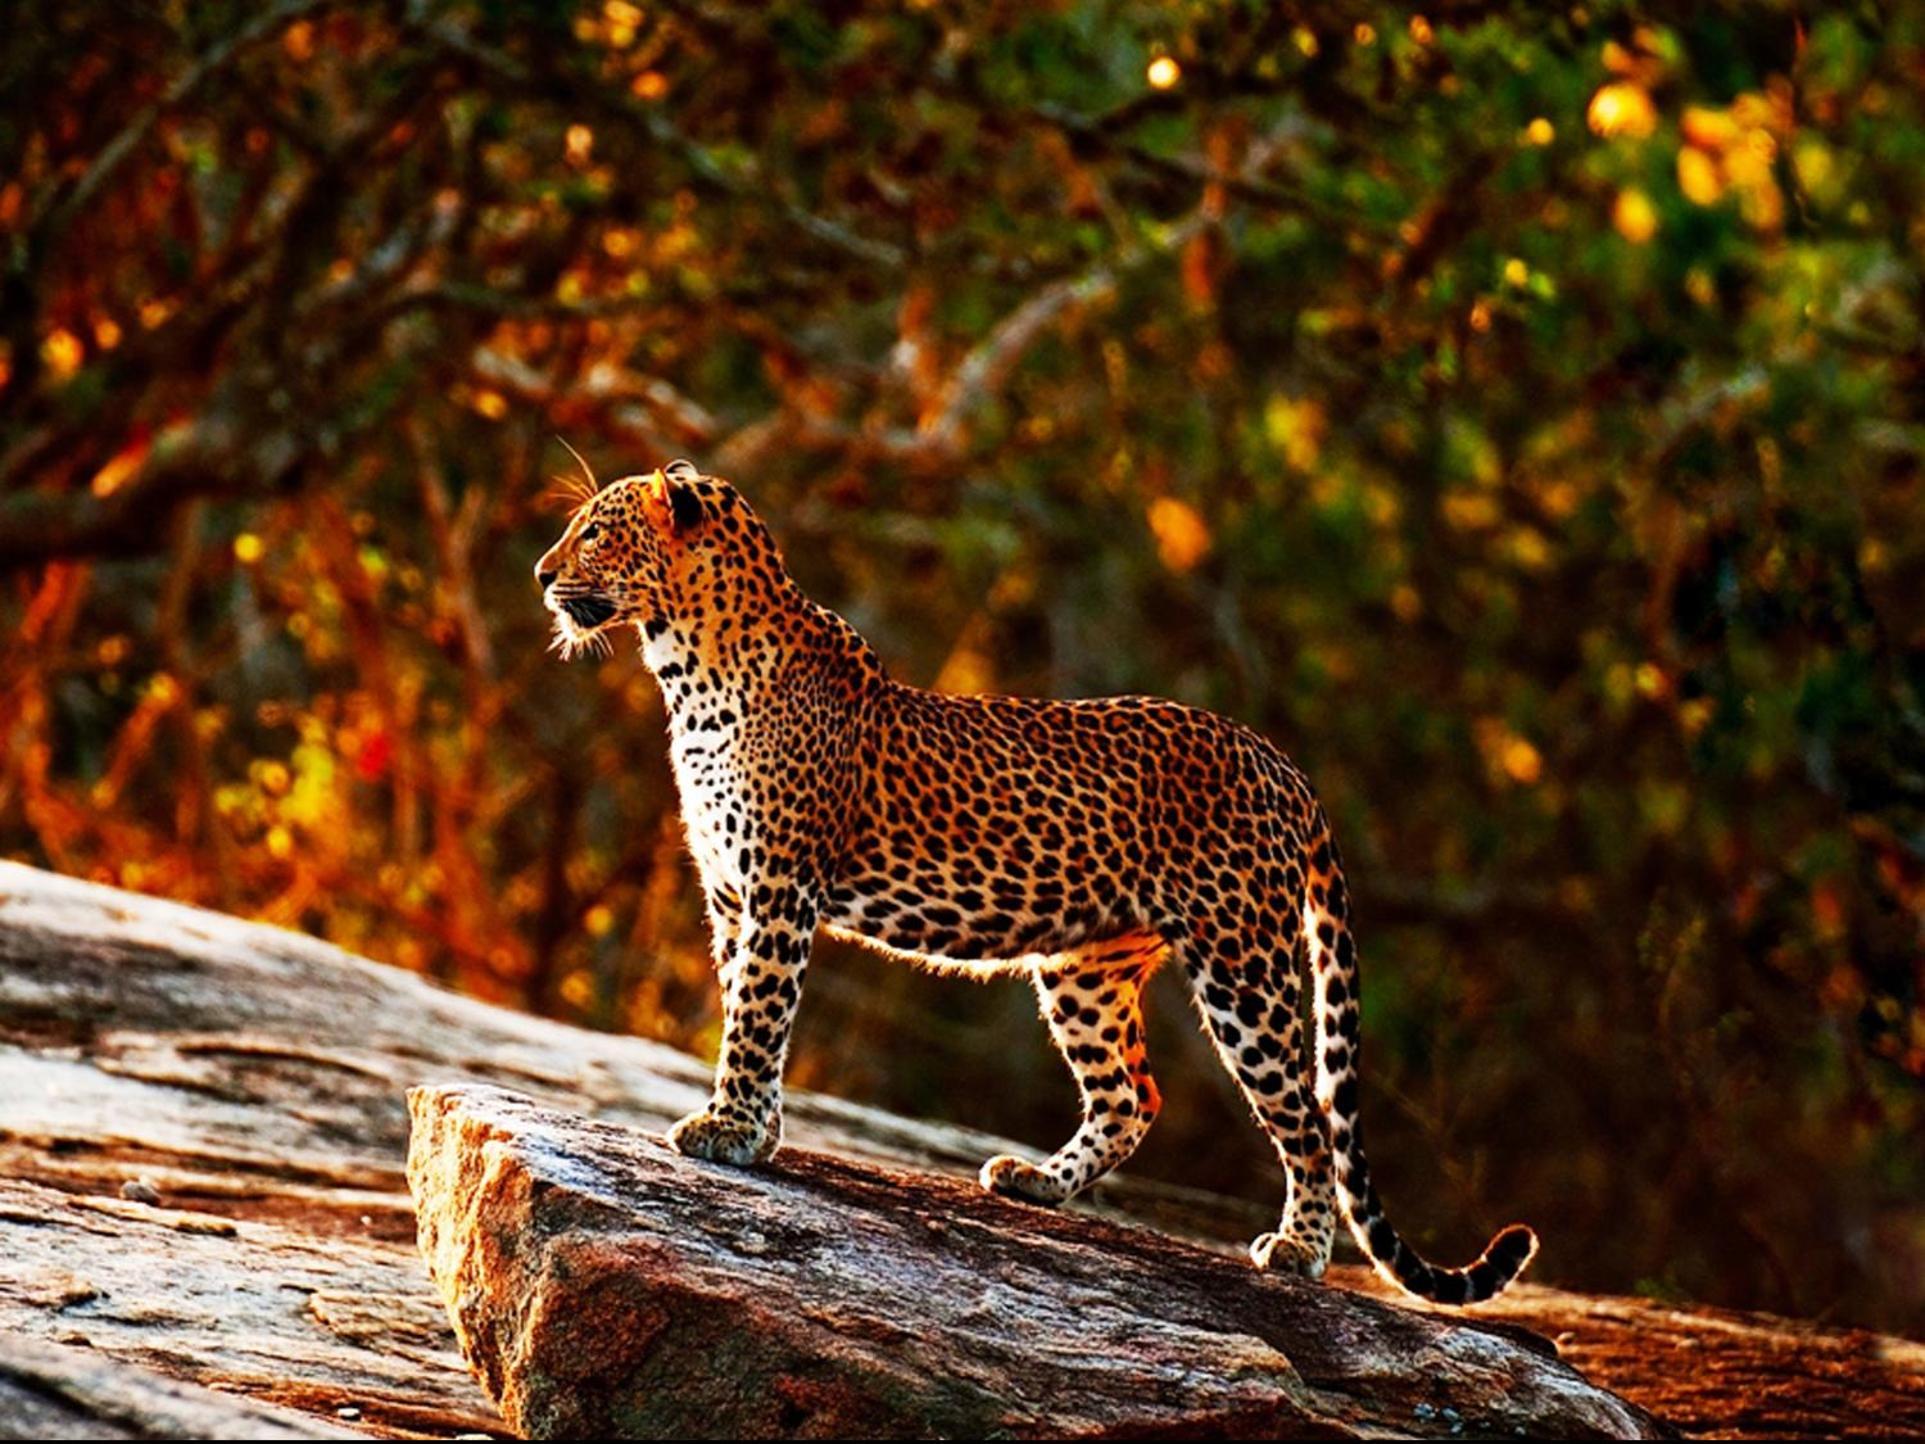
[407,1083,1669,1440]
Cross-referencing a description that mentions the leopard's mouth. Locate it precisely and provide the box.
[560,594,618,630]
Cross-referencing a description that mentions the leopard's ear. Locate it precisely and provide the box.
[641,465,706,538]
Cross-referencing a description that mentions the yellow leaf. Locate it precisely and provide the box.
[1443,492,1499,529]
[1476,719,1545,787]
[1503,738,1544,785]
[1613,188,1659,244]
[1588,84,1657,139]
[1681,105,1741,152]
[40,328,83,379]
[1677,148,1723,206]
[1148,497,1211,573]
[1264,395,1326,471]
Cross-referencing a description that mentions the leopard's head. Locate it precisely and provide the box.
[535,459,787,659]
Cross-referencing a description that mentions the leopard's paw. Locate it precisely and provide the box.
[1249,1230,1328,1280]
[667,1108,777,1166]
[979,1153,1072,1206]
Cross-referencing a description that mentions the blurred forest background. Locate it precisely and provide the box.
[4,0,1923,1334]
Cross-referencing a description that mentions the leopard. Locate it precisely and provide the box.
[534,458,1538,1305]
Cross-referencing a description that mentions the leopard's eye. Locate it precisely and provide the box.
[580,522,602,544]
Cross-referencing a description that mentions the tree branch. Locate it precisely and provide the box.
[412,17,907,272]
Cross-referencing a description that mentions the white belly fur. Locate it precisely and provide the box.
[818,923,1041,980]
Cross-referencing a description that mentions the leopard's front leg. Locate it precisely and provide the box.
[668,866,819,1167]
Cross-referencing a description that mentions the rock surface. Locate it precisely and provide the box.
[1,860,1921,1439]
[0,1334,358,1440]
[409,1084,1664,1439]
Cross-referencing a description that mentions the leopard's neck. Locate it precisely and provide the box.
[637,615,769,740]
[638,591,886,741]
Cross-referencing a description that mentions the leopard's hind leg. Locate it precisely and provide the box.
[1179,908,1338,1278]
[981,931,1166,1205]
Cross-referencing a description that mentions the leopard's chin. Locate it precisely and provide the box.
[549,602,621,660]
[560,594,617,629]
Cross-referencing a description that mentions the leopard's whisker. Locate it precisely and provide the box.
[557,436,600,498]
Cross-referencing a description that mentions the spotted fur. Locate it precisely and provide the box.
[535,460,1538,1305]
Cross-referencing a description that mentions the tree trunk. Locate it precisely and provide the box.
[0,861,1918,1438]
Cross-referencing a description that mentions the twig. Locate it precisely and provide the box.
[32,0,333,246]
[413,17,907,272]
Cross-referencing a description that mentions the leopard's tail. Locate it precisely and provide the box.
[1304,821,1538,1306]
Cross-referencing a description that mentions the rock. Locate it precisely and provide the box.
[1465,1287,1925,1440]
[0,1334,359,1440]
[2,859,1920,1439]
[407,1084,1670,1440]
[0,1174,500,1439]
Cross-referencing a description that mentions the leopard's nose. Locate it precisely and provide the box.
[536,567,558,590]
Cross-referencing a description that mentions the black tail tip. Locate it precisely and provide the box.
[1446,1224,1538,1305]
[1489,1223,1539,1274]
